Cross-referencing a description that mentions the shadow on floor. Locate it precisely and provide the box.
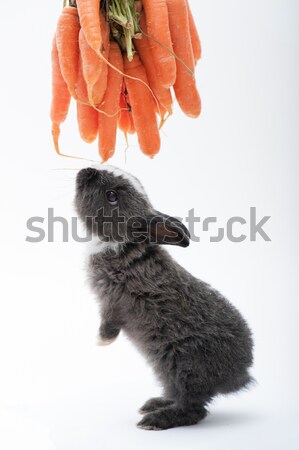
[200,410,261,428]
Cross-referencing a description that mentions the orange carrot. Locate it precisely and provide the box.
[79,11,110,105]
[75,55,88,103]
[186,0,202,63]
[98,42,124,162]
[76,0,102,52]
[77,103,99,143]
[76,57,98,143]
[90,13,110,105]
[79,29,101,104]
[134,13,173,117]
[118,90,130,135]
[124,89,136,134]
[166,0,201,118]
[92,64,108,106]
[118,109,135,136]
[51,35,71,154]
[128,113,135,134]
[118,110,130,135]
[56,6,80,97]
[141,0,176,89]
[123,54,160,157]
[118,84,135,135]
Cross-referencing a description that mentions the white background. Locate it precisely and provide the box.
[0,0,298,449]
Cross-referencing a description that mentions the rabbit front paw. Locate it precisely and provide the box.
[97,322,120,346]
[96,335,117,346]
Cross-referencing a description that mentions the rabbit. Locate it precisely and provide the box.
[75,165,254,431]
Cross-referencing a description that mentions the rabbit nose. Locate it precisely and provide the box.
[76,167,98,184]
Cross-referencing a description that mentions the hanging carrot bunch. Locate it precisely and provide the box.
[51,0,201,161]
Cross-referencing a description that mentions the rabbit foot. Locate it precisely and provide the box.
[137,405,206,430]
[139,397,174,415]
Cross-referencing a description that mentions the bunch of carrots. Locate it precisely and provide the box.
[51,0,201,161]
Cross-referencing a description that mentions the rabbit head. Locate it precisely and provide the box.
[75,165,190,248]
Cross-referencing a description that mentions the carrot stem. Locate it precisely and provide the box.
[107,0,141,60]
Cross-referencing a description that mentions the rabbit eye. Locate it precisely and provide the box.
[106,190,118,205]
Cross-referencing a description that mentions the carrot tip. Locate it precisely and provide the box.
[187,109,201,119]
[99,149,115,163]
[149,155,155,159]
[123,132,129,149]
[70,90,78,99]
[51,122,61,154]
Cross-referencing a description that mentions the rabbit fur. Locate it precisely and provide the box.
[75,165,254,431]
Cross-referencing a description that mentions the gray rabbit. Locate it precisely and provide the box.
[75,165,254,431]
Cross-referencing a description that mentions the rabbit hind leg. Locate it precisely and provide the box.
[137,403,207,430]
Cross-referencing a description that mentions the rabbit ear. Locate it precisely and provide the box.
[146,212,190,248]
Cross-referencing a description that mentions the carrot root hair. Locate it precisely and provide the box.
[52,119,96,162]
[140,29,194,77]
[159,111,172,130]
[95,48,162,117]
